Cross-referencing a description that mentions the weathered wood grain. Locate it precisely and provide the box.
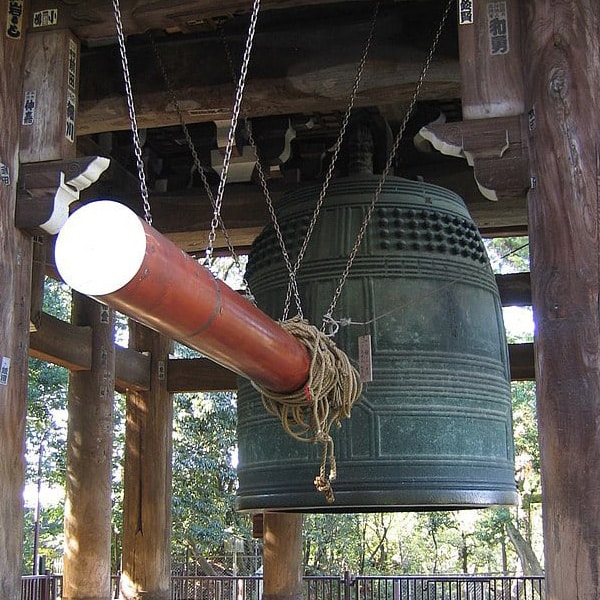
[458,0,525,118]
[29,311,151,392]
[75,6,460,134]
[63,293,115,600]
[30,0,426,41]
[418,116,530,201]
[20,29,79,162]
[524,0,600,595]
[263,513,303,600]
[121,325,172,600]
[0,5,32,598]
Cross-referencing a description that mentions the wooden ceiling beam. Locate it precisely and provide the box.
[31,0,436,43]
[149,167,528,253]
[74,4,460,134]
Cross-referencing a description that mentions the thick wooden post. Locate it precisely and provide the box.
[523,1,600,596]
[262,513,303,600]
[121,324,172,600]
[0,4,32,599]
[63,293,115,600]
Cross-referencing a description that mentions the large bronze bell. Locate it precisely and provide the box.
[236,175,517,512]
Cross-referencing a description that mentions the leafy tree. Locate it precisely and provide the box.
[303,514,366,574]
[171,391,247,568]
[484,237,529,274]
[24,277,71,572]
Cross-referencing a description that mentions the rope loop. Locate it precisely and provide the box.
[252,316,363,503]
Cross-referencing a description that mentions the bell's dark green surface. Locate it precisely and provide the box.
[237,175,517,512]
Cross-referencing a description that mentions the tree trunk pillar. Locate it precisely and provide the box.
[262,513,303,600]
[523,0,600,596]
[120,324,172,600]
[63,293,116,600]
[0,3,32,598]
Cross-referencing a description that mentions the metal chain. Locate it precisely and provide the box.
[252,129,304,318]
[283,0,381,320]
[205,0,261,266]
[149,33,251,295]
[220,26,304,317]
[221,0,380,319]
[322,0,454,328]
[112,0,152,224]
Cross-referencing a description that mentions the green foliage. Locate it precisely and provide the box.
[171,392,248,564]
[303,514,366,574]
[484,237,529,274]
[42,277,71,320]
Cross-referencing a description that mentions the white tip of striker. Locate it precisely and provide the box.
[55,200,147,296]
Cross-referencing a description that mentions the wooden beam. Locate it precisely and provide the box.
[16,156,110,234]
[30,0,390,41]
[418,116,530,202]
[508,343,535,381]
[167,357,239,393]
[495,272,531,307]
[458,0,524,119]
[122,324,173,598]
[142,165,527,253]
[30,236,46,331]
[115,346,152,394]
[74,6,460,134]
[262,513,303,600]
[29,312,92,371]
[166,342,536,390]
[29,311,151,391]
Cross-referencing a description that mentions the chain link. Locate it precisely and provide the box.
[149,33,251,295]
[206,0,261,266]
[112,0,152,225]
[282,0,381,320]
[220,23,304,317]
[323,0,454,325]
[251,126,304,318]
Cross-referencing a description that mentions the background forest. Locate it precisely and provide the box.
[23,238,543,577]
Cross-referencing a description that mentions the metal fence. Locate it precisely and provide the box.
[22,573,545,600]
[21,573,59,600]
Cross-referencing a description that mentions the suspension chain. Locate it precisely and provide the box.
[112,0,152,225]
[323,0,454,327]
[220,26,304,317]
[282,0,381,320]
[205,0,261,266]
[149,33,250,293]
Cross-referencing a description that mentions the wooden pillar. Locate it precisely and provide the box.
[0,4,32,599]
[121,324,173,600]
[63,293,115,600]
[262,513,303,600]
[523,1,600,596]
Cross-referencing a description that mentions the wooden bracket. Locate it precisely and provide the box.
[16,156,110,234]
[416,115,530,202]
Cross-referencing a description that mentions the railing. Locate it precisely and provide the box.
[21,573,59,600]
[345,575,545,600]
[22,573,545,600]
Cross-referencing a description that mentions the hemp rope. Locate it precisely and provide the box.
[252,316,363,503]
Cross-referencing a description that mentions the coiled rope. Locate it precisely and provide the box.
[252,316,363,503]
